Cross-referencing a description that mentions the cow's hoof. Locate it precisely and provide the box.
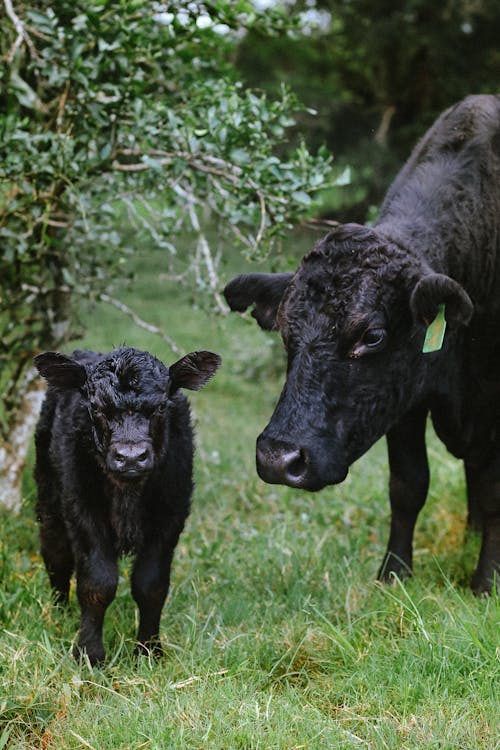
[377,553,412,583]
[471,569,498,596]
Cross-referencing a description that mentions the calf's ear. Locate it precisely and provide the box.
[169,351,221,392]
[34,352,87,388]
[223,272,293,330]
[410,273,473,328]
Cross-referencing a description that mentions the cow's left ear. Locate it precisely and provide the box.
[410,273,473,327]
[169,351,221,392]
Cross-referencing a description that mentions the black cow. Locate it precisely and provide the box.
[224,94,500,594]
[34,345,221,664]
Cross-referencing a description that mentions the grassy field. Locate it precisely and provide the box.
[1,237,499,749]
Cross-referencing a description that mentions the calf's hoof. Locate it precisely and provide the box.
[52,589,70,607]
[73,642,106,667]
[134,638,164,659]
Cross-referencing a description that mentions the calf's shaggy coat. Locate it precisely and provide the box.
[34,346,220,664]
[224,94,500,594]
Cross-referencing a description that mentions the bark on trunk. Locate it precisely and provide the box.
[374,105,396,146]
[0,369,45,511]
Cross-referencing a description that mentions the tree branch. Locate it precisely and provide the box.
[113,148,269,252]
[174,184,228,315]
[4,0,38,62]
[98,293,181,356]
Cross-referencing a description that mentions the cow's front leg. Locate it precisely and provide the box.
[378,405,429,581]
[131,538,180,657]
[464,461,484,533]
[464,457,500,594]
[74,550,118,665]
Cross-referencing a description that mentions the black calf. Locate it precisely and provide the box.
[34,346,220,664]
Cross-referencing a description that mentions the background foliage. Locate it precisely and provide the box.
[1,1,499,745]
[237,0,500,219]
[0,0,332,449]
[2,0,499,445]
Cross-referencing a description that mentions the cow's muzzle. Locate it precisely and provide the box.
[256,435,309,487]
[256,434,348,491]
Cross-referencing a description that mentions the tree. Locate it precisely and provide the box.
[236,0,500,219]
[0,0,334,508]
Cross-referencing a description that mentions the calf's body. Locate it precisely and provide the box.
[34,346,220,664]
[224,95,500,593]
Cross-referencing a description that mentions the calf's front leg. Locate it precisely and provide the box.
[131,536,181,657]
[38,512,74,605]
[378,405,429,581]
[75,550,118,665]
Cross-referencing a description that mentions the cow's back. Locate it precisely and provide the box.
[376,94,500,303]
[383,95,500,202]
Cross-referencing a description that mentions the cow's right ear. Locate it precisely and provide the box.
[223,272,294,331]
[34,352,87,389]
[169,351,221,392]
[410,273,473,328]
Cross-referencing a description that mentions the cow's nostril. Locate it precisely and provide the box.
[285,448,308,480]
[137,451,149,464]
[256,436,312,488]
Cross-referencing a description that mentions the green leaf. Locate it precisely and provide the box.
[141,155,163,171]
[291,190,312,206]
[230,148,251,165]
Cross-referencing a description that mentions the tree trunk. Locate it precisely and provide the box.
[0,369,45,511]
[374,105,396,146]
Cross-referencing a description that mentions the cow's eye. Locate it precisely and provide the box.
[349,327,387,358]
[362,328,386,348]
[156,401,167,415]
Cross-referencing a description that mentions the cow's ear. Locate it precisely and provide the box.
[34,352,87,388]
[223,272,294,330]
[410,273,473,328]
[169,351,221,392]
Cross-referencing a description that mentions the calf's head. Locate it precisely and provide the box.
[35,346,221,482]
[224,224,472,491]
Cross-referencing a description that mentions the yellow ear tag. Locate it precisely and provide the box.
[422,304,446,353]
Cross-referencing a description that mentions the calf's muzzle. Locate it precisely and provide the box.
[108,441,154,478]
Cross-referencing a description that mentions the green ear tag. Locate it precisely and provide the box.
[422,304,446,353]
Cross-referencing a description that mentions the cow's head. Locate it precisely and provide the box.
[224,224,473,491]
[35,346,221,482]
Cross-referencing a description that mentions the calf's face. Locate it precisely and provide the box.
[35,347,221,481]
[85,352,170,480]
[224,225,473,491]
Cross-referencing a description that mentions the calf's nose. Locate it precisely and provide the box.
[256,435,309,488]
[108,441,153,477]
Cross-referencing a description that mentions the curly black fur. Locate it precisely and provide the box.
[34,346,220,664]
[224,95,500,594]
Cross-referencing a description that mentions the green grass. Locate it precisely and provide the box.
[1,241,499,749]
